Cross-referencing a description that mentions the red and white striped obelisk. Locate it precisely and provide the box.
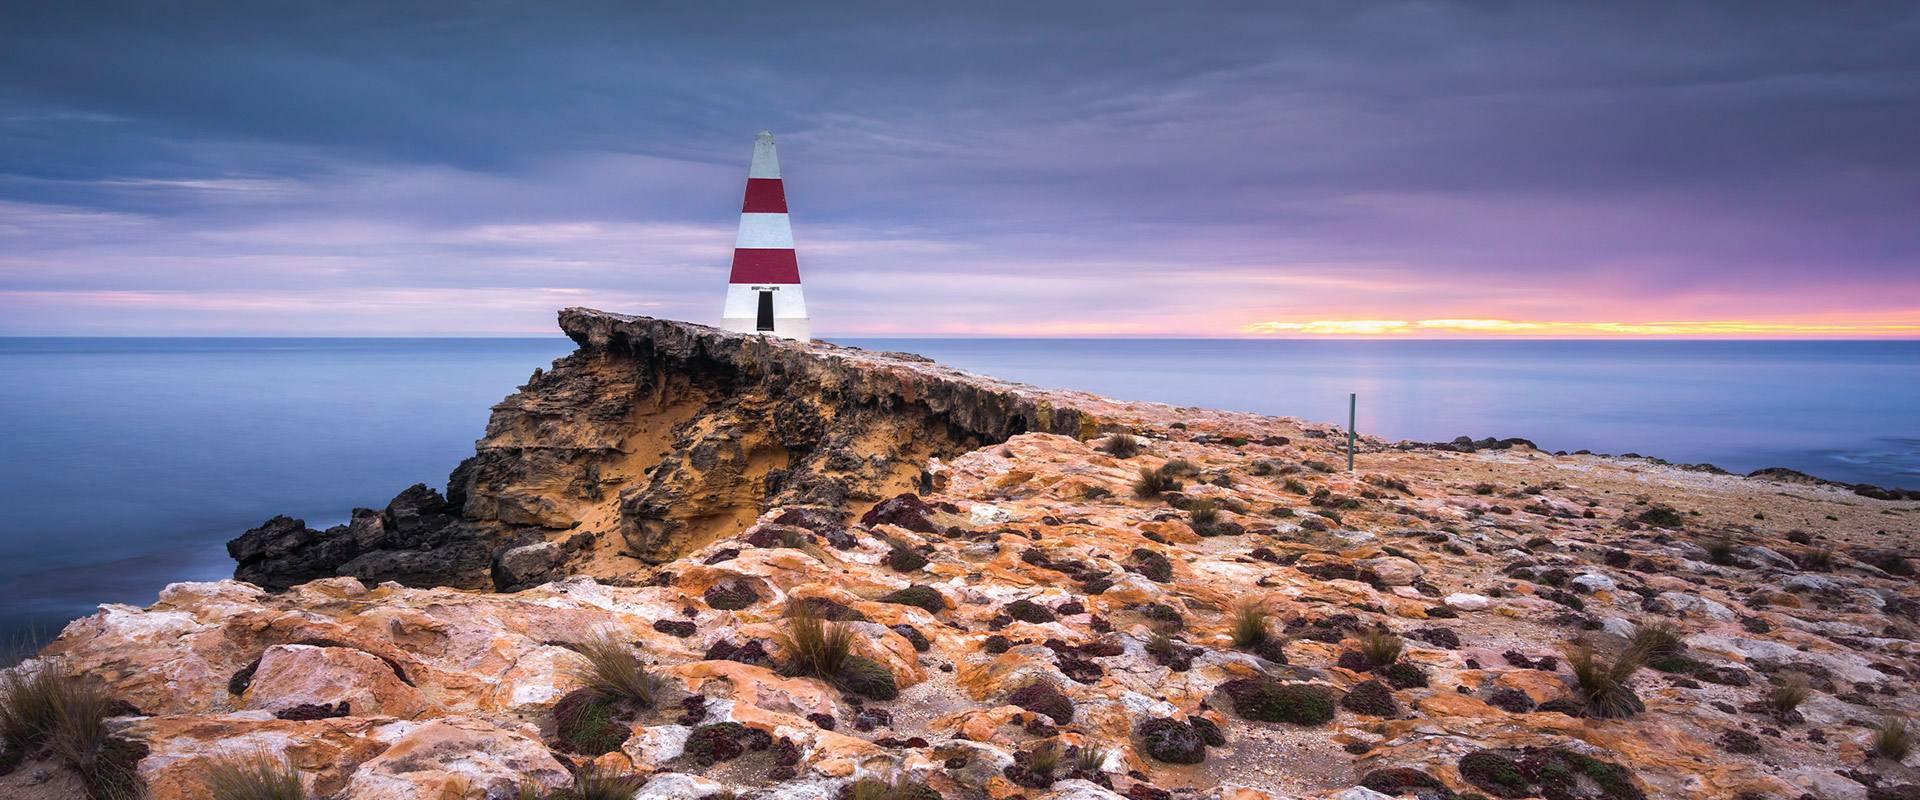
[720,131,809,341]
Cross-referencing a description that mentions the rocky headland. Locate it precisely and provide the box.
[6,309,1920,800]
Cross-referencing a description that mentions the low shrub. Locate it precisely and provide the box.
[685,723,747,766]
[835,655,899,701]
[880,586,945,613]
[1340,680,1399,717]
[1005,599,1056,624]
[1380,662,1428,689]
[1009,683,1074,724]
[1360,768,1449,798]
[885,547,927,573]
[1135,717,1206,764]
[1458,750,1528,797]
[1130,548,1174,583]
[1160,458,1200,477]
[704,579,763,610]
[1636,506,1685,529]
[1219,678,1336,725]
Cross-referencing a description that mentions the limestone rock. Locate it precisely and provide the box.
[1359,556,1423,585]
[1444,593,1491,611]
[340,717,570,799]
[242,644,433,719]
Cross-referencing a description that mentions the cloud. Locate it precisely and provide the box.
[1,2,1916,335]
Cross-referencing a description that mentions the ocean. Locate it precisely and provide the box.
[2,336,1915,642]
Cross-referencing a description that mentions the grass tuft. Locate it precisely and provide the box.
[1766,673,1812,717]
[1357,627,1403,667]
[1188,500,1219,526]
[570,763,647,800]
[1132,467,1181,499]
[1874,717,1912,762]
[1146,631,1175,657]
[1704,535,1736,566]
[1099,435,1143,459]
[1228,599,1269,648]
[1631,621,1691,672]
[568,629,656,709]
[848,774,938,800]
[1027,742,1060,776]
[1801,547,1833,571]
[779,602,855,680]
[1565,639,1646,719]
[1160,458,1201,477]
[0,660,77,752]
[1075,743,1107,774]
[203,750,306,800]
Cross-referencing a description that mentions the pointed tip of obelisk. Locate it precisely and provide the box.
[748,131,781,179]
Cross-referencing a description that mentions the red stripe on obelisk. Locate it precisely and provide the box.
[728,248,800,284]
[742,178,787,213]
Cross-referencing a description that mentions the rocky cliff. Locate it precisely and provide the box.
[10,311,1920,800]
[230,308,1124,593]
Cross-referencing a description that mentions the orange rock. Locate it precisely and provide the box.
[1492,669,1568,704]
[339,716,570,800]
[242,644,434,720]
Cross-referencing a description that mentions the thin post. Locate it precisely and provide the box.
[1347,392,1356,472]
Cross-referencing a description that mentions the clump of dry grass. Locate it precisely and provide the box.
[1766,673,1812,717]
[1874,717,1912,762]
[568,629,656,709]
[1357,627,1403,667]
[847,774,936,800]
[778,602,855,680]
[571,763,647,800]
[1075,743,1107,774]
[2,657,144,799]
[1800,547,1834,571]
[1159,458,1201,478]
[203,750,306,800]
[1228,599,1269,648]
[1099,435,1143,459]
[1564,639,1646,719]
[1132,467,1181,499]
[1026,742,1061,776]
[1631,621,1691,672]
[1146,631,1175,657]
[0,660,75,752]
[1187,500,1219,527]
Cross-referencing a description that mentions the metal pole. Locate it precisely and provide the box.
[1347,392,1356,472]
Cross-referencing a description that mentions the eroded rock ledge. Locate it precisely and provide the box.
[230,308,1124,592]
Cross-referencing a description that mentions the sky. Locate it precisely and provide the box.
[2,1,1917,337]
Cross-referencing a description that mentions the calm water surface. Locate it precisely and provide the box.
[1,337,1914,641]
